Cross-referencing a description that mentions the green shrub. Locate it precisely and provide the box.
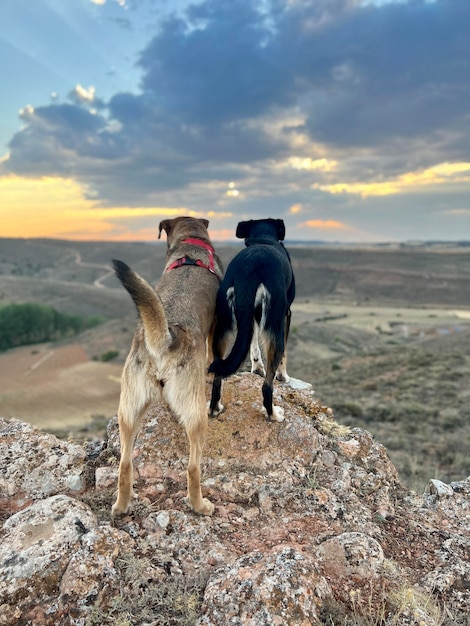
[101,350,119,362]
[0,303,103,351]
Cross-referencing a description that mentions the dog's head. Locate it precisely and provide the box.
[236,218,286,244]
[158,217,210,247]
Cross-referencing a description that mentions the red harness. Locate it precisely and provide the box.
[166,237,219,277]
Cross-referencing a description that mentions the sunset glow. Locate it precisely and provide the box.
[314,162,470,197]
[0,176,192,241]
[299,219,353,232]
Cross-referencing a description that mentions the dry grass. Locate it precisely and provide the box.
[86,555,209,626]
[321,582,444,626]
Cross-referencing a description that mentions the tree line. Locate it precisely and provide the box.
[0,303,103,351]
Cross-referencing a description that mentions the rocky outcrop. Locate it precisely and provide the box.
[1,373,469,625]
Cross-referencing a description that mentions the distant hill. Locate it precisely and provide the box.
[2,237,470,312]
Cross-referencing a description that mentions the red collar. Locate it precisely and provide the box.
[166,237,219,278]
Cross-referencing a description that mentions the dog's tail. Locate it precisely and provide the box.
[209,284,267,378]
[112,260,172,349]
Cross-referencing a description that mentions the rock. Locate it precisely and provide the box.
[59,525,134,621]
[0,418,86,514]
[199,546,331,625]
[0,374,469,624]
[95,465,118,489]
[429,478,454,498]
[0,494,133,625]
[0,495,97,624]
[315,532,384,580]
[286,377,313,391]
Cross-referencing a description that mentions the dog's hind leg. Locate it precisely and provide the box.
[112,365,151,516]
[185,416,214,516]
[250,323,266,377]
[167,369,214,515]
[262,333,286,423]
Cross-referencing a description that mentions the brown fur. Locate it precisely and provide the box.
[111,217,223,517]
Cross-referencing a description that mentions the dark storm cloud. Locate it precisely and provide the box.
[293,0,470,149]
[2,0,469,205]
[5,103,124,178]
[136,0,470,147]
[137,0,294,125]
[108,90,283,165]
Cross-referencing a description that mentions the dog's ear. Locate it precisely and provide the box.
[158,219,173,239]
[235,221,252,239]
[199,218,209,229]
[275,219,286,241]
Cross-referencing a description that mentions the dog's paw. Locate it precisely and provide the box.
[111,501,130,517]
[111,491,137,517]
[262,405,286,422]
[270,405,285,422]
[251,363,266,377]
[184,496,215,516]
[198,498,215,516]
[276,371,290,383]
[207,400,224,417]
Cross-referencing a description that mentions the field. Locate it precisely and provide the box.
[0,343,122,435]
[1,236,469,488]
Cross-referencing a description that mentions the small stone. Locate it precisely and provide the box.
[64,474,83,492]
[429,479,454,498]
[95,466,118,489]
[156,511,171,529]
[287,377,313,391]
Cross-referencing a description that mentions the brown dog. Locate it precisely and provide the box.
[111,217,223,517]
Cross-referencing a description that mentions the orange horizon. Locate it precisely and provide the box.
[0,175,240,242]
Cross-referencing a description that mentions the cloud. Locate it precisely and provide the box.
[295,0,470,152]
[90,0,126,5]
[2,0,470,216]
[443,208,470,216]
[314,161,470,197]
[287,157,337,172]
[68,85,97,105]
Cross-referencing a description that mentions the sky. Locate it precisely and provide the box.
[0,0,469,243]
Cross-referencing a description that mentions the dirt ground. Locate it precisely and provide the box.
[0,343,122,432]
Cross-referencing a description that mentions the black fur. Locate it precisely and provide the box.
[209,218,295,420]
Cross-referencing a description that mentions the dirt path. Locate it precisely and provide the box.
[71,250,114,288]
[22,349,54,379]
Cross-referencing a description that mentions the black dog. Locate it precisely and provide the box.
[208,218,295,422]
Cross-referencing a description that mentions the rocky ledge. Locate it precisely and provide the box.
[0,373,469,625]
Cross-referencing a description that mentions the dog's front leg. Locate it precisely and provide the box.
[208,375,224,417]
[208,331,231,416]
[275,309,291,382]
[262,339,286,423]
[250,323,266,377]
[275,353,290,383]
